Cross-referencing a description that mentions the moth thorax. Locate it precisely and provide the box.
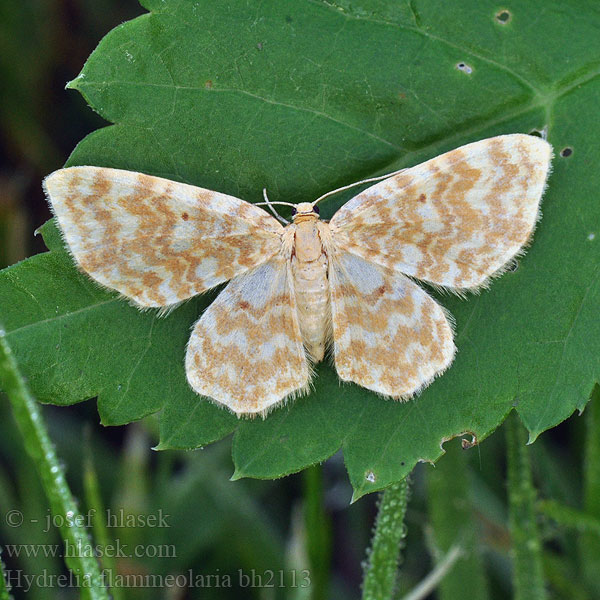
[293,202,319,223]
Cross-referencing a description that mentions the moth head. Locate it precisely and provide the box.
[292,202,320,221]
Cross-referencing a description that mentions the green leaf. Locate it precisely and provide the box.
[1,0,599,497]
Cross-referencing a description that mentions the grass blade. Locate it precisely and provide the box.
[83,436,123,600]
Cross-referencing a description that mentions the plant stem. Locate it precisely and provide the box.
[580,385,600,594]
[303,464,331,600]
[505,411,547,600]
[361,476,409,600]
[0,553,10,600]
[0,326,109,600]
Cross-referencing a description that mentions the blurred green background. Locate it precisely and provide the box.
[0,2,597,599]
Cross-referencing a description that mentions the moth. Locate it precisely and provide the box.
[44,134,552,417]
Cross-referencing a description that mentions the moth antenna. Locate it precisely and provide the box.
[312,167,405,206]
[258,188,290,225]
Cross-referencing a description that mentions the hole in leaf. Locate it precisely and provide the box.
[588,233,596,241]
[507,260,519,273]
[560,147,573,157]
[456,62,473,74]
[461,434,478,449]
[495,9,512,24]
[528,126,548,140]
[365,471,376,483]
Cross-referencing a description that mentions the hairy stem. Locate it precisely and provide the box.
[506,412,547,600]
[361,476,410,600]
[0,553,10,600]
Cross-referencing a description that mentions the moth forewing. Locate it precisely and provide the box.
[329,134,552,291]
[43,166,283,307]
